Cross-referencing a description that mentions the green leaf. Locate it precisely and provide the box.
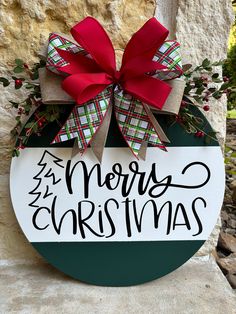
[50,115,56,122]
[220,82,230,91]
[225,146,232,153]
[227,170,236,175]
[192,116,204,124]
[31,71,39,80]
[212,78,222,83]
[32,123,38,132]
[23,104,31,113]
[0,77,10,87]
[231,151,236,158]
[37,111,45,117]
[15,59,24,66]
[22,136,29,144]
[202,58,211,68]
[193,76,201,82]
[212,73,219,79]
[193,66,201,72]
[39,59,46,67]
[182,64,192,72]
[184,84,193,95]
[196,86,205,95]
[25,84,34,89]
[12,76,25,81]
[212,60,225,66]
[9,101,19,108]
[193,96,204,104]
[25,122,34,128]
[10,128,18,136]
[188,124,197,133]
[212,91,222,99]
[12,149,20,157]
[15,116,21,122]
[13,66,24,74]
[208,87,217,93]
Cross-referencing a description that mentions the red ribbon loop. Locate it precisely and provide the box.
[121,18,169,67]
[56,17,173,110]
[71,17,116,76]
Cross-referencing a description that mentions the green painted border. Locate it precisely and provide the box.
[32,240,204,286]
[23,105,219,148]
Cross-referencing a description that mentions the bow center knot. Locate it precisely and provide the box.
[113,70,121,83]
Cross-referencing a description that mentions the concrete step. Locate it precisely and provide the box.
[0,257,235,314]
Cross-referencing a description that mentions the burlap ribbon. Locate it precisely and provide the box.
[39,17,186,161]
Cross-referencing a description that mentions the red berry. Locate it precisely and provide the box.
[181,100,187,107]
[15,79,22,88]
[223,76,229,82]
[37,120,43,128]
[201,75,208,82]
[175,115,183,123]
[203,105,210,111]
[195,131,204,138]
[18,108,23,115]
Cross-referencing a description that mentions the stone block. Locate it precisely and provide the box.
[0,257,235,313]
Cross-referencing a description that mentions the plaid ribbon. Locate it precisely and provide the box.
[46,31,182,158]
[47,33,87,75]
[114,88,166,155]
[53,85,112,149]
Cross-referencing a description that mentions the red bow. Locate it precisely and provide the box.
[56,17,172,110]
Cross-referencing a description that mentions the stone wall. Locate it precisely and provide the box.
[0,0,234,262]
[176,0,233,255]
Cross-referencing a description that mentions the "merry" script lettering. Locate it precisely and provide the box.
[29,151,211,240]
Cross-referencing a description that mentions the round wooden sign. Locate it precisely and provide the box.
[10,107,225,286]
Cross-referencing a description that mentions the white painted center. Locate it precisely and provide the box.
[10,147,225,242]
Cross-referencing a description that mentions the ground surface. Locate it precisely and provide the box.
[0,257,235,314]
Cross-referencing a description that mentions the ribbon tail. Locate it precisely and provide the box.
[90,102,112,163]
[138,141,148,161]
[152,79,186,115]
[143,103,170,143]
[51,86,113,153]
[71,139,83,159]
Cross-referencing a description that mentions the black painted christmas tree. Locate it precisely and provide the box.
[29,150,64,208]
